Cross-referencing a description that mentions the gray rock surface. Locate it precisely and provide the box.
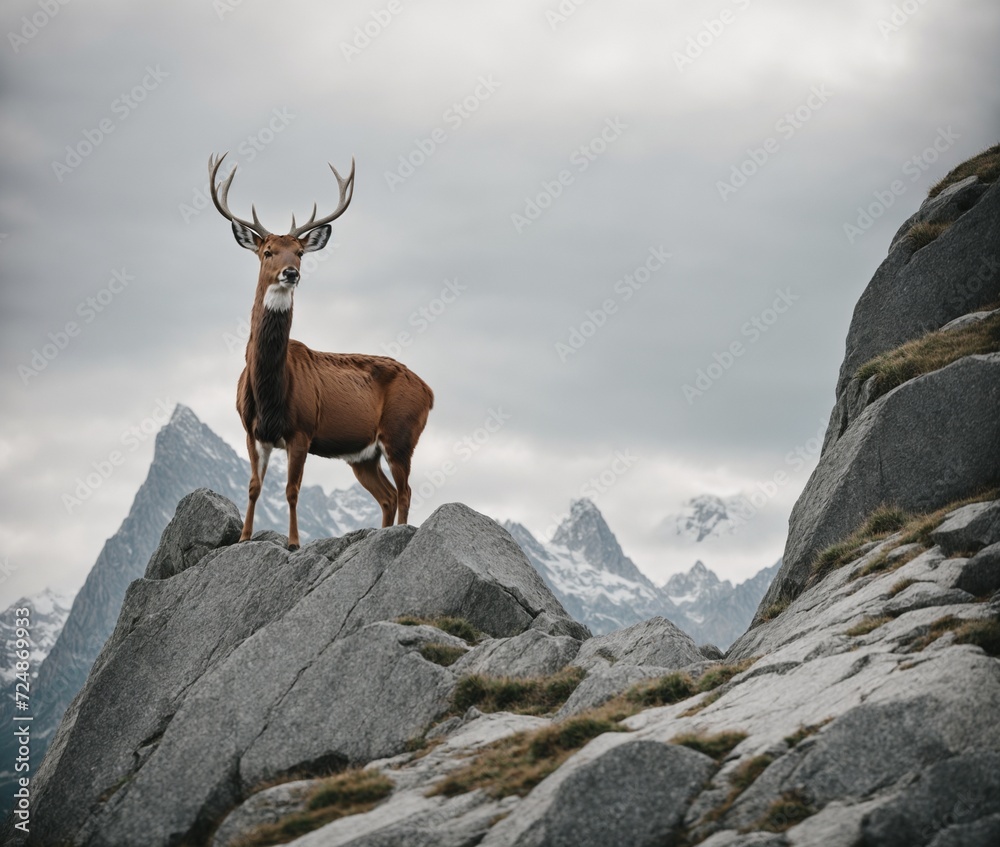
[450,629,581,679]
[211,780,314,847]
[931,500,1000,555]
[571,616,703,672]
[479,735,716,847]
[9,499,580,847]
[760,354,1000,615]
[836,178,1000,397]
[144,487,243,579]
[887,175,987,252]
[954,543,1000,596]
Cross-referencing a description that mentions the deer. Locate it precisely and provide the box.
[209,153,434,550]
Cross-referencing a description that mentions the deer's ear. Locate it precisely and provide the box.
[232,221,262,251]
[300,225,331,253]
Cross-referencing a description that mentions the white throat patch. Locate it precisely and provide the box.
[263,283,294,312]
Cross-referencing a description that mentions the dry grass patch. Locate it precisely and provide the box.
[855,310,1000,403]
[887,578,917,599]
[845,616,892,637]
[699,754,775,828]
[236,769,393,847]
[911,615,1000,656]
[758,596,791,623]
[419,643,466,667]
[449,666,586,717]
[396,615,482,644]
[670,730,748,762]
[748,789,815,833]
[906,220,953,250]
[929,142,1000,197]
[811,505,911,583]
[625,659,756,711]
[784,719,833,748]
[428,707,630,800]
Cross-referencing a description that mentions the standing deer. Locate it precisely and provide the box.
[209,153,434,549]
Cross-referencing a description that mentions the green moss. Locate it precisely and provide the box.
[671,730,747,762]
[449,666,586,717]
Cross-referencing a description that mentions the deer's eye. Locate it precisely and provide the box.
[296,250,304,258]
[263,250,272,258]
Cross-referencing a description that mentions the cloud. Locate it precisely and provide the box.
[2,0,998,606]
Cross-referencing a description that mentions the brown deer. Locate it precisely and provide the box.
[209,153,434,549]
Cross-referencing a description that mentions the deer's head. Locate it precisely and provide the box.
[209,153,354,310]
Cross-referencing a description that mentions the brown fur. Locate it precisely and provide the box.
[236,234,433,549]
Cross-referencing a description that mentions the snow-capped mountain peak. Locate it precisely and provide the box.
[550,499,651,586]
[667,493,747,542]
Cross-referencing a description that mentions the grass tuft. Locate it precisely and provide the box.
[236,769,393,847]
[845,616,892,637]
[855,310,1000,403]
[626,672,695,707]
[749,789,815,833]
[419,643,466,667]
[449,666,586,717]
[759,596,791,623]
[811,505,910,582]
[670,730,747,762]
[700,754,775,827]
[906,220,952,250]
[429,707,629,800]
[784,719,832,748]
[887,578,917,599]
[928,142,1000,197]
[911,615,1000,656]
[396,615,482,644]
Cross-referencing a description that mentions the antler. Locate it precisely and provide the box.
[208,152,272,239]
[288,158,356,238]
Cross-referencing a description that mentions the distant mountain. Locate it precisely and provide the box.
[506,499,777,647]
[0,588,74,686]
[0,404,380,816]
[665,493,750,541]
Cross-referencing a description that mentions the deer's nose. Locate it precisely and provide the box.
[280,267,300,284]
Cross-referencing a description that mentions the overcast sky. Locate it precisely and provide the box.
[1,0,998,608]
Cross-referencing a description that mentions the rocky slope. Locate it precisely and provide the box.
[7,489,999,846]
[0,405,380,816]
[757,170,1000,618]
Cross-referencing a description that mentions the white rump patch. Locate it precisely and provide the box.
[341,441,382,464]
[255,441,274,478]
[263,283,294,312]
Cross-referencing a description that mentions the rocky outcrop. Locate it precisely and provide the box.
[760,174,1000,618]
[9,485,1000,846]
